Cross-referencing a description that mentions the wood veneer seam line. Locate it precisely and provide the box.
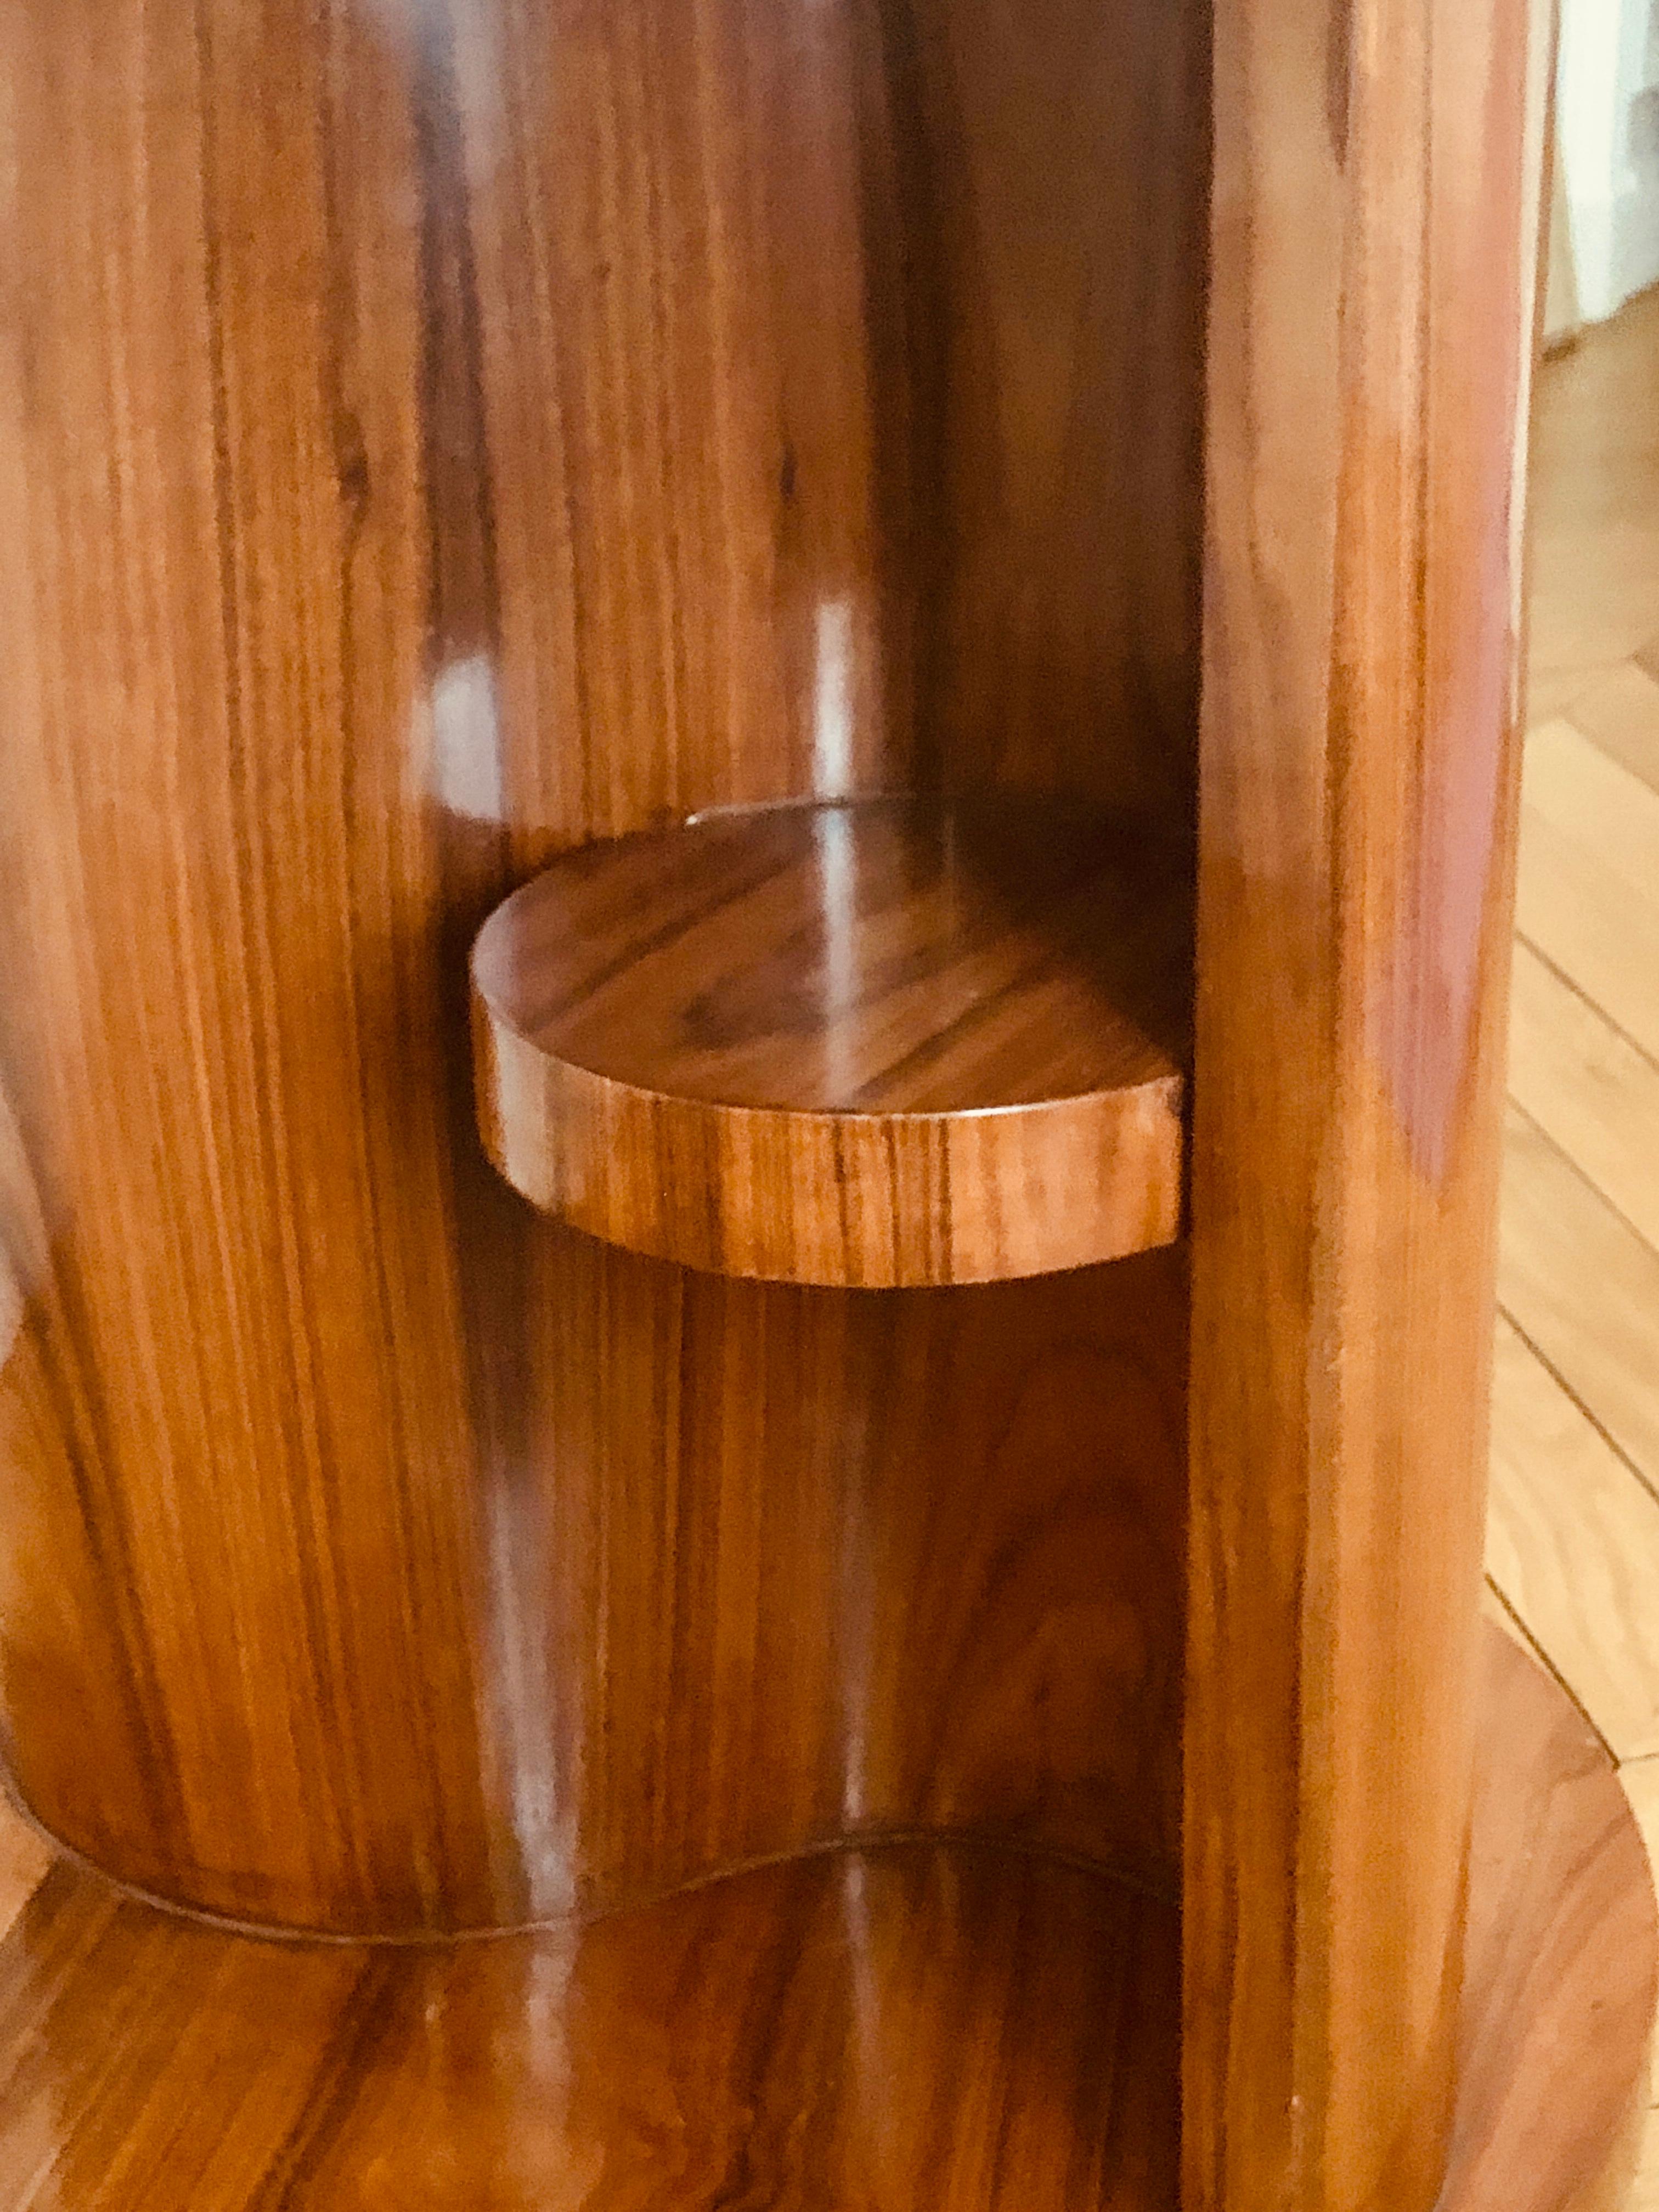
[0,1784,1180,1951]
[1511,929,1659,1086]
[1481,1573,1615,1763]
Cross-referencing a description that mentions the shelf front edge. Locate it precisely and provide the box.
[473,1002,1184,1287]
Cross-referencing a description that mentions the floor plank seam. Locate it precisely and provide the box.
[1494,1299,1659,1517]
[1511,928,1659,1083]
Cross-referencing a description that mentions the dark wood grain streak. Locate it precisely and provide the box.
[1188,0,1555,2206]
[472,798,1189,1284]
[0,0,1205,1932]
[0,1631,1645,2210]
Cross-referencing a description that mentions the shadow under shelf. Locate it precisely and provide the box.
[471,794,1192,1288]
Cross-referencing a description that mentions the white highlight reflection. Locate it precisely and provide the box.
[428,653,506,822]
[812,597,854,800]
[814,806,856,1103]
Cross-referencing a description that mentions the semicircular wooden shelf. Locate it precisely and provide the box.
[471,796,1192,1286]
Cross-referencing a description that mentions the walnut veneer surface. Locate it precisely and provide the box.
[0,0,1205,1932]
[0,0,1637,2208]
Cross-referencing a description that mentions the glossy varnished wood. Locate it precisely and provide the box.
[484,1242,1188,1918]
[448,0,1210,830]
[0,1843,1181,2211]
[0,0,1205,1929]
[0,1803,47,1949]
[3,1209,1188,1931]
[1443,1632,1658,2212]
[1189,0,1555,2206]
[0,0,1600,2200]
[0,1631,1645,2211]
[473,798,1188,1285]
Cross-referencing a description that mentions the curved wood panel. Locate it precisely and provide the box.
[0,0,1205,1928]
[1188,0,1554,2203]
[449,0,1209,829]
[472,798,1188,1284]
[0,1631,1644,2210]
[1,1214,1186,1933]
[488,1241,1189,1920]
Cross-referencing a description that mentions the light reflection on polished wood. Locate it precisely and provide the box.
[0,1631,1644,2212]
[0,0,1206,1932]
[473,797,1189,1285]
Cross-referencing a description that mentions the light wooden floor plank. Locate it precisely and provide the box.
[1627,2115,1659,2210]
[1526,283,1659,724]
[1507,942,1659,1254]
[1525,716,1659,900]
[1512,318,1659,2197]
[1516,721,1659,1068]
[1567,658,1659,796]
[1499,1104,1659,1488]
[1486,1316,1659,1761]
